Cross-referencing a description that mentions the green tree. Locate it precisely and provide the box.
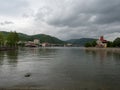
[91,40,97,47]
[7,31,19,47]
[113,38,120,47]
[14,31,19,46]
[107,41,113,47]
[0,32,4,47]
[85,42,92,47]
[84,40,97,47]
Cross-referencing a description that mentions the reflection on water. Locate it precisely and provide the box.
[0,51,5,65]
[0,50,18,66]
[0,47,120,90]
[85,49,120,63]
[6,50,18,66]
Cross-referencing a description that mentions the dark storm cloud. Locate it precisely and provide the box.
[48,14,92,27]
[35,0,120,27]
[90,0,120,24]
[35,1,92,27]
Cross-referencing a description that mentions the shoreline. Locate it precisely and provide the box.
[0,47,17,51]
[84,47,120,52]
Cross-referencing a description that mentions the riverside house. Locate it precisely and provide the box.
[96,36,107,48]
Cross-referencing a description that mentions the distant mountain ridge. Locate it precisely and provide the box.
[66,38,97,46]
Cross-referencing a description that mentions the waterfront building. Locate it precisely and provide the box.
[25,41,37,47]
[34,39,40,45]
[42,42,49,47]
[96,36,107,48]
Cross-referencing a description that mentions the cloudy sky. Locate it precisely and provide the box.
[0,0,120,41]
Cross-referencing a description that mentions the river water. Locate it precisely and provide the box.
[0,47,120,90]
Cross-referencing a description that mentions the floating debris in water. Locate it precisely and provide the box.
[24,73,31,77]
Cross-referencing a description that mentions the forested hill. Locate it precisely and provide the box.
[0,31,65,44]
[30,34,65,44]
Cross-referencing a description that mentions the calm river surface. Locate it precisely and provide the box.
[0,47,120,90]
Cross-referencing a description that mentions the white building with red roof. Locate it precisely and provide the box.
[96,36,107,48]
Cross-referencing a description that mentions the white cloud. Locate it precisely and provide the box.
[105,33,120,41]
[0,0,28,16]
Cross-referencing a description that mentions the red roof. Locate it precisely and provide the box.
[102,40,107,43]
[100,36,107,43]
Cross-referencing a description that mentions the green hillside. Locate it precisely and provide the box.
[0,31,65,44]
[31,34,65,44]
[0,31,9,38]
[18,33,31,41]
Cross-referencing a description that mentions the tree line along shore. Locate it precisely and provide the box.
[84,37,120,48]
[0,31,19,50]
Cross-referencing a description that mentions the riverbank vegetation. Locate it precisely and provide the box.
[85,38,120,47]
[0,31,19,50]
